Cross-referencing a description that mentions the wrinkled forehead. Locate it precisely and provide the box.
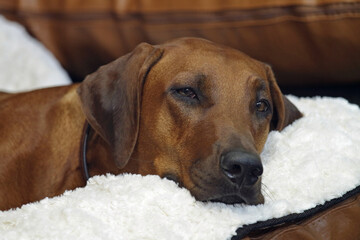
[153,38,268,90]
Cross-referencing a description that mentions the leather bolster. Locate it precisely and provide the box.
[1,0,360,85]
[242,192,360,240]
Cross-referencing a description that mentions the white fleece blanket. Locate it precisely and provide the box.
[0,96,360,240]
[0,15,71,92]
[1,15,360,240]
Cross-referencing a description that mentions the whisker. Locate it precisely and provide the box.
[261,183,274,202]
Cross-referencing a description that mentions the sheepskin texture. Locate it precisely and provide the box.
[0,15,71,92]
[1,96,360,240]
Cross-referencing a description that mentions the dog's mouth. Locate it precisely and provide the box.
[163,173,264,206]
[197,177,265,205]
[209,195,246,205]
[209,193,264,205]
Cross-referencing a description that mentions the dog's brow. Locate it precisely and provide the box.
[247,75,266,90]
[172,72,207,86]
[255,79,267,92]
[194,73,208,87]
[195,73,206,81]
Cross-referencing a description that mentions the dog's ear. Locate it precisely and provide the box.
[77,43,163,168]
[266,65,302,131]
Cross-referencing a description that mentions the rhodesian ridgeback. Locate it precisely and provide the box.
[0,38,302,210]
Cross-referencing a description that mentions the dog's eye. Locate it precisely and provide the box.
[176,88,198,100]
[256,100,269,112]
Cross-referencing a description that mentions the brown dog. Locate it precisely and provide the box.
[0,38,302,210]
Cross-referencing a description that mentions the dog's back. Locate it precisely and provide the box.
[0,85,86,210]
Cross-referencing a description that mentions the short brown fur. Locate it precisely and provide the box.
[0,38,302,210]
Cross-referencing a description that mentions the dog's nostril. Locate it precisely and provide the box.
[252,166,263,177]
[220,155,243,178]
[248,168,262,185]
[232,164,242,172]
[225,164,242,178]
[247,165,263,185]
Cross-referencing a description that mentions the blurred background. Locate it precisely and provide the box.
[1,0,359,104]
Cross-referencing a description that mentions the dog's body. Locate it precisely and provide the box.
[0,38,302,210]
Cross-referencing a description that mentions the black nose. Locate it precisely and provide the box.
[220,150,263,186]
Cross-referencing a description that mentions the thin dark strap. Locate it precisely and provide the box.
[81,122,91,181]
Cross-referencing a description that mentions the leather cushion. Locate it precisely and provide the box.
[1,0,360,85]
[243,192,360,240]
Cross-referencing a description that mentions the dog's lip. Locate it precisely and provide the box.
[209,194,246,205]
[208,192,264,205]
[163,174,179,183]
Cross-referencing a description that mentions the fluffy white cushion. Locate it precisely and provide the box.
[1,96,360,240]
[0,15,71,92]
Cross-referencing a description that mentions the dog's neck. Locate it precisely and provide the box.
[81,125,120,178]
[82,124,148,179]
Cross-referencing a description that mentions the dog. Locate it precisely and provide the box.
[0,37,302,210]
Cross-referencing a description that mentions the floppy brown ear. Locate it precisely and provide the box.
[77,43,163,168]
[266,65,303,131]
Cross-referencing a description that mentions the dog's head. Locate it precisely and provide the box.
[78,38,302,205]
